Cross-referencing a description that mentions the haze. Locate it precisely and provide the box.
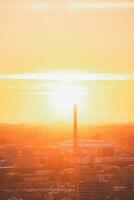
[0,0,134,123]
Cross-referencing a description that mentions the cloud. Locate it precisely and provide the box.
[30,2,49,10]
[69,1,134,10]
[0,2,49,12]
[0,73,134,81]
[1,1,134,12]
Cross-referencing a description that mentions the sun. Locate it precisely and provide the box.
[50,82,86,111]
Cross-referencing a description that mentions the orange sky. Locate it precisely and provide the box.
[0,0,134,123]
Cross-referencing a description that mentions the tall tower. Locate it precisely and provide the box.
[73,104,78,157]
[73,104,78,199]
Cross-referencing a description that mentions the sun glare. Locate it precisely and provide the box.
[50,83,87,111]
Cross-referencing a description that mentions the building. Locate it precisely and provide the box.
[78,179,112,200]
[58,139,119,164]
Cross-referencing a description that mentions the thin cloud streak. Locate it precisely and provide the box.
[0,2,49,12]
[0,73,134,81]
[30,2,49,10]
[69,1,134,10]
[1,1,134,12]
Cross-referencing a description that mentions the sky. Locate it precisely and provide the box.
[0,0,134,123]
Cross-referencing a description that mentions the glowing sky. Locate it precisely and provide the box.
[0,0,134,123]
[0,0,134,73]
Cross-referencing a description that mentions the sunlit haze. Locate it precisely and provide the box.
[0,0,134,123]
